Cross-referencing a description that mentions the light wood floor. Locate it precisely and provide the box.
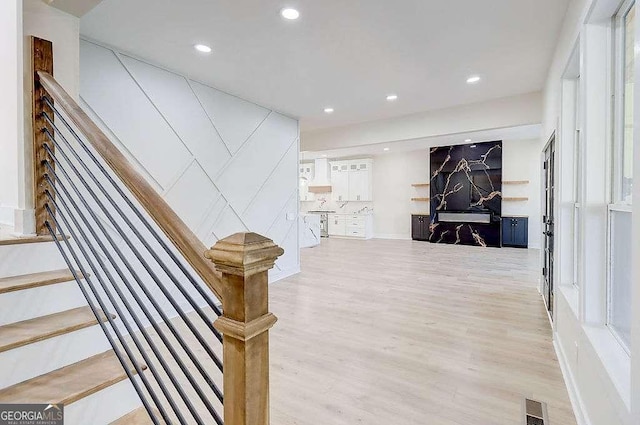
[269,238,577,425]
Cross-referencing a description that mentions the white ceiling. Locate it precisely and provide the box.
[81,0,569,132]
[300,124,541,160]
[46,0,105,17]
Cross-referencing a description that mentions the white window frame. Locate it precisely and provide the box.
[559,39,582,300]
[612,0,635,206]
[573,75,583,289]
[606,0,635,353]
[606,204,632,353]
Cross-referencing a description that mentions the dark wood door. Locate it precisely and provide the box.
[543,138,556,318]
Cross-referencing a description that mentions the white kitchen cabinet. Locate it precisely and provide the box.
[300,163,315,182]
[328,214,346,236]
[348,170,371,201]
[330,159,373,202]
[300,162,315,202]
[328,213,374,239]
[330,163,349,202]
[345,226,366,238]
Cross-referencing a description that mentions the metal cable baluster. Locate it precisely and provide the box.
[43,188,203,424]
[42,159,223,414]
[43,172,223,424]
[40,121,223,350]
[43,97,223,318]
[41,140,224,401]
[44,188,207,424]
[43,217,168,425]
[41,127,224,370]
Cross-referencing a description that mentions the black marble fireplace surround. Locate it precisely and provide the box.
[429,141,503,247]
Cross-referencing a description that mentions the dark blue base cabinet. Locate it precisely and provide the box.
[502,216,528,248]
[411,215,431,241]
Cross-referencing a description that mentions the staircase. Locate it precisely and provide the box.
[0,35,284,425]
[0,235,149,424]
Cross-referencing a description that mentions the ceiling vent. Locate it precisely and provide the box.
[523,398,548,425]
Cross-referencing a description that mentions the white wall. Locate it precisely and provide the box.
[0,0,80,233]
[502,139,543,249]
[302,91,542,151]
[632,11,640,421]
[23,0,80,99]
[0,0,23,226]
[79,40,300,281]
[372,150,430,240]
[542,0,639,424]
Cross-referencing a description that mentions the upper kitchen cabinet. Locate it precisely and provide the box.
[330,159,373,202]
[300,162,315,181]
[300,161,315,201]
[330,162,349,202]
[348,169,370,201]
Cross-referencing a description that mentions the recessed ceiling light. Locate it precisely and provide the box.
[194,44,212,53]
[470,145,477,148]
[466,76,481,84]
[383,147,390,151]
[386,94,398,101]
[324,107,334,114]
[465,139,472,142]
[281,8,300,20]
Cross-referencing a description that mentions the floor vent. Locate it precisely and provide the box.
[523,398,549,425]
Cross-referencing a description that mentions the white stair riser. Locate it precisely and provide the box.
[65,378,142,425]
[0,281,87,326]
[0,243,67,278]
[0,325,112,389]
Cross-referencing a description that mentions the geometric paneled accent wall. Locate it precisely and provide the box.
[79,40,300,280]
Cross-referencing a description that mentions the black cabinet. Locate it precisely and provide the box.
[412,215,431,241]
[502,216,528,248]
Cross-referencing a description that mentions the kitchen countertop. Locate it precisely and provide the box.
[304,211,374,216]
[299,214,321,248]
[326,212,374,216]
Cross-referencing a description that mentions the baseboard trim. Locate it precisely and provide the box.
[553,337,592,425]
[13,208,35,235]
[269,266,301,283]
[373,233,411,240]
[118,265,302,332]
[0,206,14,227]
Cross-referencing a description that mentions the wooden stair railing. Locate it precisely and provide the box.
[35,68,224,301]
[30,36,283,425]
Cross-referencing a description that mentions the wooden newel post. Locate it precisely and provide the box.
[205,232,284,425]
[31,36,54,235]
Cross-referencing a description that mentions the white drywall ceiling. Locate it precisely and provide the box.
[300,124,542,160]
[44,0,104,17]
[81,0,569,131]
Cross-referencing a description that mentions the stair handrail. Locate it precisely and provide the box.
[32,36,283,425]
[36,70,224,301]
